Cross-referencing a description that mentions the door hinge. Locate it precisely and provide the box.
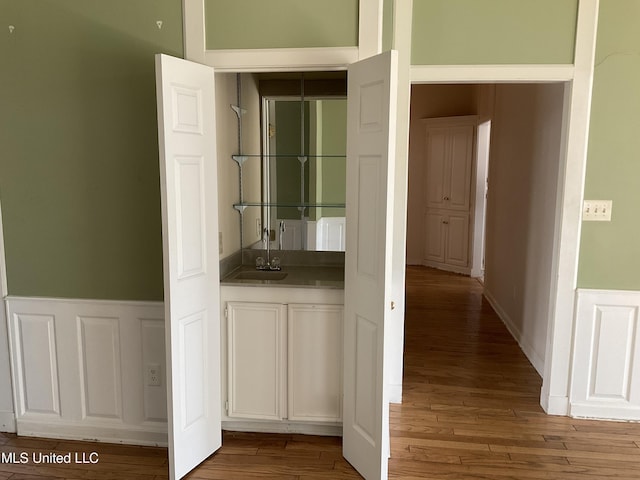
[225,400,229,413]
[224,307,228,318]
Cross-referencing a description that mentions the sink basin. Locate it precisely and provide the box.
[233,270,288,281]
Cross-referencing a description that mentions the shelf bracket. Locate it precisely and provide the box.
[232,155,249,167]
[233,204,248,214]
[231,105,247,119]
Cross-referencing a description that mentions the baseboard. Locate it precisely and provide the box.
[17,418,167,446]
[222,420,341,437]
[389,384,402,404]
[570,402,640,422]
[482,288,545,376]
[540,391,569,416]
[423,261,471,276]
[0,411,16,433]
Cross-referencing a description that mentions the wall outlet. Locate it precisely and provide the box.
[146,363,161,386]
[583,200,612,221]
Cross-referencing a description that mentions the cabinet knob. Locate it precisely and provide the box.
[443,196,450,201]
[442,220,449,225]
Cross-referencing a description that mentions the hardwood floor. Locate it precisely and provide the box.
[2,266,640,479]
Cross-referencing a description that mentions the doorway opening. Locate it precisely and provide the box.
[406,81,568,378]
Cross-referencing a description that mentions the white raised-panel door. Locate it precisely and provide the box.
[344,50,398,480]
[424,212,446,263]
[425,128,448,210]
[446,213,470,267]
[288,304,343,422]
[447,125,474,211]
[155,54,221,480]
[227,302,286,420]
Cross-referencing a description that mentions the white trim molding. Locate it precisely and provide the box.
[183,0,379,71]
[570,289,640,421]
[541,0,599,417]
[6,296,167,445]
[203,47,358,73]
[411,64,575,84]
[358,0,384,59]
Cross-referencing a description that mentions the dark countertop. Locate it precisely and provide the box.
[221,265,345,289]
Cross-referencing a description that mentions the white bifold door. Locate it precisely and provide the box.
[155,54,222,480]
[343,50,399,480]
[155,50,398,480]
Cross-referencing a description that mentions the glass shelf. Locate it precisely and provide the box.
[232,154,345,167]
[233,202,345,213]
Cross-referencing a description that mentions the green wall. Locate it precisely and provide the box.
[319,100,347,218]
[411,0,578,65]
[578,0,640,291]
[205,0,358,50]
[274,101,309,220]
[0,0,183,301]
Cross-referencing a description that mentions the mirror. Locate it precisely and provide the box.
[263,97,346,251]
[233,73,348,252]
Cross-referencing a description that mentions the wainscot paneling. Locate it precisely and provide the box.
[570,289,640,420]
[6,297,167,446]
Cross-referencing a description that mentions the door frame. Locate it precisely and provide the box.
[404,0,599,415]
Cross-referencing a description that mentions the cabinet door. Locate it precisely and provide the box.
[424,211,447,264]
[445,212,470,267]
[227,302,286,420]
[448,125,474,211]
[424,128,448,210]
[288,304,343,422]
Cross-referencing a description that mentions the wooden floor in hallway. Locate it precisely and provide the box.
[2,266,640,479]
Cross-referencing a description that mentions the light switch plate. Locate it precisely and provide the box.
[583,200,612,221]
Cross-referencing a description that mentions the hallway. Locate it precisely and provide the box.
[2,267,640,479]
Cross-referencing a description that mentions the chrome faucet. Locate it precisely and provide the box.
[256,227,281,271]
[278,220,286,250]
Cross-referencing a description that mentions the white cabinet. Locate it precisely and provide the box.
[226,302,287,420]
[424,211,470,268]
[288,304,343,422]
[424,123,474,212]
[222,288,344,428]
[422,116,476,274]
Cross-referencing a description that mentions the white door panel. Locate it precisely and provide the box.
[424,212,446,263]
[446,213,470,266]
[156,54,221,480]
[227,302,286,420]
[343,50,398,480]
[448,126,474,211]
[425,129,448,210]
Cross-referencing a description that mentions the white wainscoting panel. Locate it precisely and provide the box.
[6,297,167,445]
[12,314,61,417]
[78,316,123,421]
[570,289,640,420]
